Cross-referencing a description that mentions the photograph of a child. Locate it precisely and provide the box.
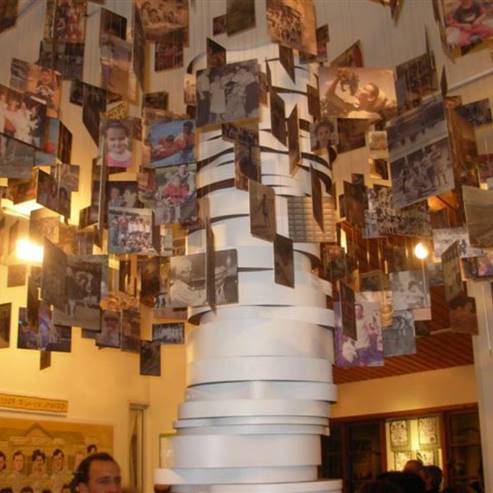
[106,181,140,209]
[196,59,259,127]
[442,0,493,51]
[10,58,62,118]
[147,119,195,167]
[102,119,133,169]
[0,85,46,148]
[309,118,338,152]
[319,67,397,120]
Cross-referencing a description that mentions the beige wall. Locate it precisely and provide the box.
[331,365,478,418]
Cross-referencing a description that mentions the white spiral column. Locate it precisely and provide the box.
[155,43,341,493]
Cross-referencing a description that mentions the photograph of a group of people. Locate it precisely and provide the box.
[0,85,46,148]
[137,0,188,39]
[390,137,454,209]
[456,97,493,126]
[319,67,397,120]
[196,59,260,127]
[108,207,154,254]
[51,0,86,44]
[10,59,61,118]
[266,0,316,55]
[169,250,238,308]
[383,310,416,357]
[442,0,493,50]
[106,181,140,210]
[36,169,71,219]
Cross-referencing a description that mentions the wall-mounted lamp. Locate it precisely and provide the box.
[414,242,429,261]
[16,238,44,264]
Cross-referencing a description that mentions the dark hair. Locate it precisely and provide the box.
[358,480,403,493]
[1,488,14,493]
[20,488,33,493]
[378,472,425,493]
[183,120,193,129]
[13,450,24,459]
[31,449,46,462]
[423,465,443,489]
[366,82,379,98]
[0,451,5,461]
[104,120,129,137]
[314,120,334,135]
[73,452,116,486]
[52,449,64,458]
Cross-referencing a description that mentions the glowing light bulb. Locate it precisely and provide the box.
[414,242,429,260]
[16,238,44,264]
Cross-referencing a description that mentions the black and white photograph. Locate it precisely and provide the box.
[226,0,255,35]
[10,58,62,118]
[287,105,300,174]
[383,310,416,357]
[367,130,389,159]
[53,255,103,332]
[462,185,493,248]
[390,137,455,209]
[154,29,185,71]
[249,179,276,241]
[235,140,260,190]
[456,98,492,127]
[274,234,294,288]
[448,294,478,334]
[140,340,161,376]
[340,280,357,340]
[319,67,397,120]
[196,59,259,128]
[0,302,11,348]
[121,308,141,353]
[41,239,67,311]
[344,180,366,227]
[38,40,85,81]
[152,322,185,344]
[441,240,465,303]
[266,0,316,55]
[309,119,338,152]
[96,310,121,348]
[391,270,430,311]
[0,133,35,179]
[136,0,188,41]
[433,226,484,258]
[207,37,226,69]
[169,253,206,307]
[140,256,160,307]
[108,207,155,255]
[270,88,287,146]
[279,44,295,82]
[213,249,239,305]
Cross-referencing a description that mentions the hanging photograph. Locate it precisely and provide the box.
[0,133,35,179]
[101,119,134,169]
[354,295,384,366]
[235,141,260,190]
[207,38,226,69]
[147,119,195,167]
[442,241,465,303]
[169,253,206,307]
[106,181,140,210]
[456,98,492,127]
[152,322,185,344]
[433,226,484,258]
[226,0,255,35]
[100,33,132,96]
[214,249,238,305]
[340,281,357,340]
[274,234,294,288]
[344,180,366,228]
[337,118,370,154]
[383,310,416,357]
[52,255,103,332]
[462,185,493,248]
[330,40,364,68]
[48,0,87,43]
[309,119,338,152]
[108,207,155,255]
[0,303,11,348]
[96,310,121,348]
[7,264,26,288]
[266,0,316,55]
[10,58,62,118]
[140,340,161,376]
[136,0,188,41]
[100,7,127,40]
[418,416,439,446]
[269,88,287,146]
[0,0,18,34]
[154,29,185,71]
[140,256,160,307]
[41,239,67,311]
[319,67,397,120]
[38,41,85,81]
[391,270,431,311]
[18,307,39,350]
[196,59,259,128]
[121,308,141,353]
[287,105,300,174]
[250,179,276,242]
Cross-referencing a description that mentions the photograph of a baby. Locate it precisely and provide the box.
[147,119,195,167]
[102,119,133,168]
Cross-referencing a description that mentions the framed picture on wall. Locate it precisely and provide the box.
[389,419,411,449]
[418,416,439,446]
[416,449,436,466]
[394,450,412,471]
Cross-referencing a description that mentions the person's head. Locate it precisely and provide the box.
[183,121,193,134]
[52,449,64,473]
[356,83,379,104]
[105,122,129,156]
[175,258,192,283]
[403,459,424,477]
[40,68,52,85]
[314,121,334,146]
[379,471,426,493]
[178,164,187,176]
[61,484,71,493]
[74,453,121,493]
[12,451,24,472]
[31,449,46,473]
[355,303,364,319]
[149,9,159,23]
[422,465,443,491]
[110,187,121,200]
[358,480,403,493]
[0,451,6,471]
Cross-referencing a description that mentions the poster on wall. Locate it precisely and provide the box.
[0,416,112,493]
[389,419,410,449]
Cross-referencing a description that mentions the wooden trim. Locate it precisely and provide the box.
[330,402,478,423]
